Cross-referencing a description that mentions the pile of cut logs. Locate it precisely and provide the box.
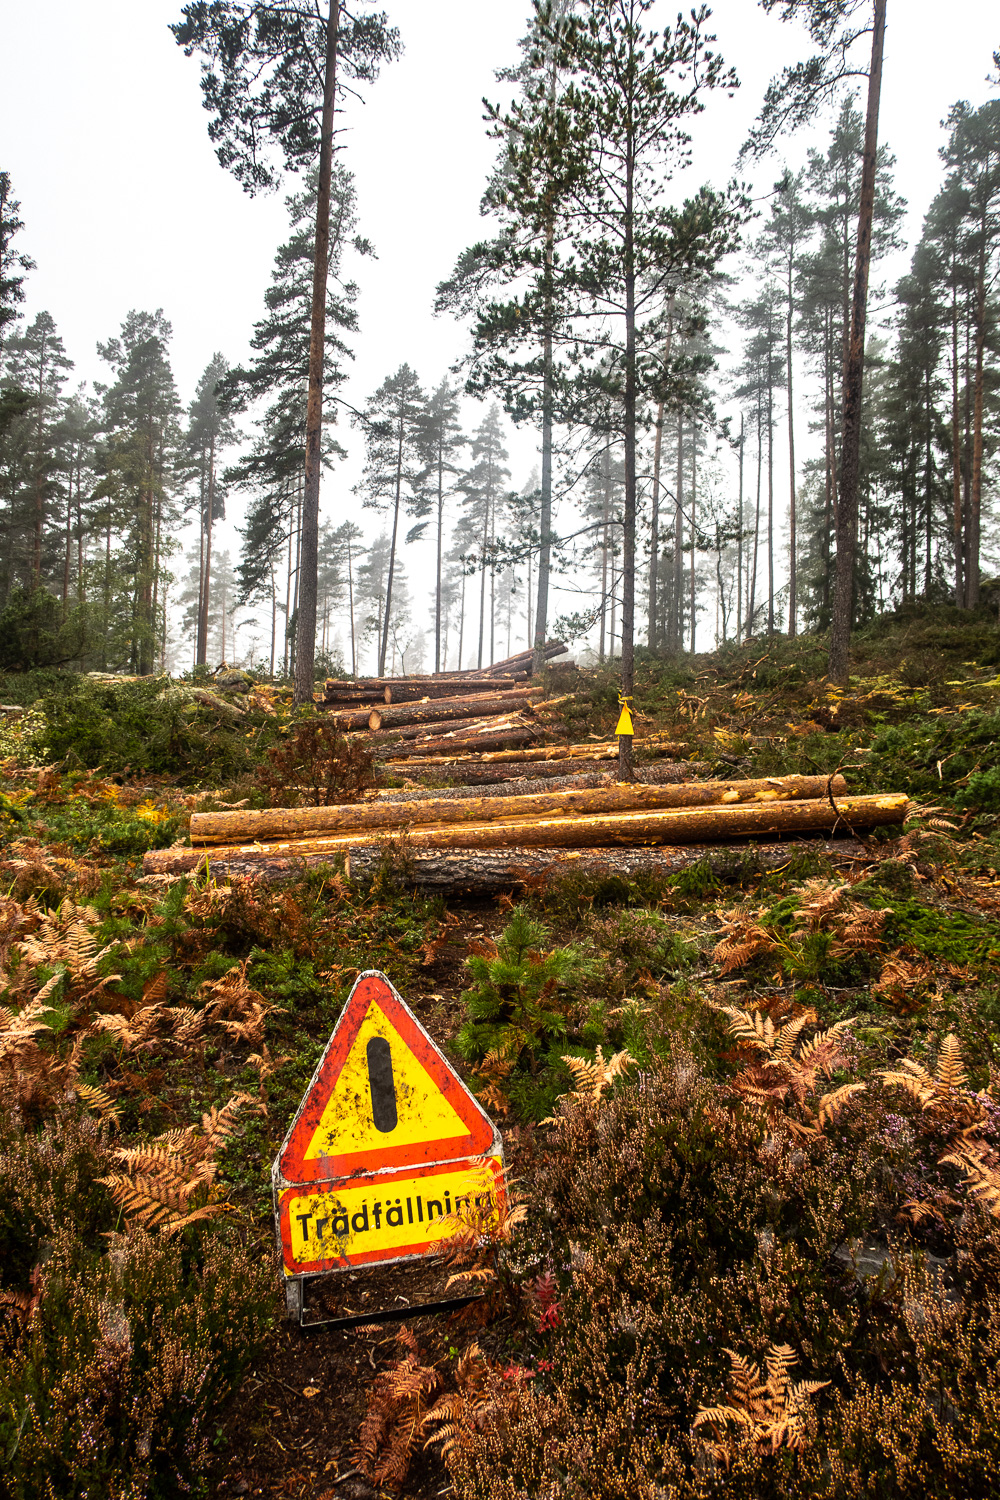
[143,774,909,892]
[321,642,571,759]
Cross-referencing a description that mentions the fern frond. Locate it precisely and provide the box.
[936,1034,967,1091]
[77,1084,121,1126]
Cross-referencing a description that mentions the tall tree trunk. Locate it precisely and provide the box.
[735,413,744,641]
[673,414,684,651]
[828,0,886,683]
[689,419,697,653]
[346,532,357,676]
[648,299,674,651]
[619,139,636,783]
[532,230,554,671]
[599,448,610,662]
[951,276,963,602]
[294,0,340,706]
[969,233,988,609]
[434,434,444,672]
[379,410,405,676]
[786,258,797,636]
[773,360,779,636]
[748,400,762,638]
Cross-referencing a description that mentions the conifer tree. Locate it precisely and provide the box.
[415,379,465,672]
[437,0,578,674]
[531,0,739,775]
[94,311,181,673]
[0,172,34,356]
[185,353,236,665]
[173,0,399,703]
[743,0,888,682]
[0,312,73,594]
[460,405,511,669]
[357,363,427,676]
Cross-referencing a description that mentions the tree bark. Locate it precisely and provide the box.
[143,838,872,892]
[828,0,886,682]
[293,0,339,705]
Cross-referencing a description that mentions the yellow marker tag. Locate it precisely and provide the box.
[614,702,634,737]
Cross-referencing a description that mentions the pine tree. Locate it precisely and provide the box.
[94,311,182,673]
[534,0,739,774]
[940,98,1000,606]
[228,168,362,676]
[0,313,73,603]
[185,354,237,665]
[173,0,399,703]
[743,0,888,682]
[460,405,511,669]
[415,379,465,672]
[357,363,427,675]
[0,172,34,356]
[438,1,580,674]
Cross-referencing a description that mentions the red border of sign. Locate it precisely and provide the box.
[278,972,495,1182]
[278,1155,504,1274]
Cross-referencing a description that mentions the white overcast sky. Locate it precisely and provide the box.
[2,0,998,663]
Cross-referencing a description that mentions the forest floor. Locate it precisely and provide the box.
[5,603,1000,1500]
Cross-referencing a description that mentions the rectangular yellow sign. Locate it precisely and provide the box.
[278,1154,503,1275]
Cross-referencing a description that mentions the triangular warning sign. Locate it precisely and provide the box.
[277,971,496,1185]
[614,701,634,736]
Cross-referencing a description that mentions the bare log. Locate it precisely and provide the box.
[380,727,541,758]
[148,794,906,875]
[323,675,529,705]
[146,838,871,892]
[191,775,849,847]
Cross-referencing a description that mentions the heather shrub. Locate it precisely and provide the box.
[0,1116,273,1500]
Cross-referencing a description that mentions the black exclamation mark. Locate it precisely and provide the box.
[366,1037,398,1133]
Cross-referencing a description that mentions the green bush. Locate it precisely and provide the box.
[36,678,281,781]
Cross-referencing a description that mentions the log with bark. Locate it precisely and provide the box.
[328,688,542,734]
[190,775,849,847]
[363,713,528,745]
[379,726,541,758]
[147,794,906,875]
[142,838,871,892]
[323,675,529,704]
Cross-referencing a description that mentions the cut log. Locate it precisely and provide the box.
[380,727,541,758]
[191,775,849,847]
[147,794,907,875]
[364,713,526,745]
[145,838,871,891]
[323,676,530,705]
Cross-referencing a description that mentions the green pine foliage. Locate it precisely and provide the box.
[456,906,588,1122]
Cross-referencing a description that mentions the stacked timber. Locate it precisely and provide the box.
[142,776,909,888]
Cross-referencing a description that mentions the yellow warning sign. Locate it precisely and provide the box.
[273,971,504,1277]
[614,700,634,736]
[278,1155,503,1274]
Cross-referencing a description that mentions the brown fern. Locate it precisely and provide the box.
[694,1343,828,1464]
[356,1327,441,1490]
[98,1092,255,1235]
